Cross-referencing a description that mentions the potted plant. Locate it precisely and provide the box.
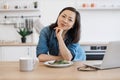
[33,1,38,8]
[17,27,33,43]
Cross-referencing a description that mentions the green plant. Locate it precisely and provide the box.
[33,1,38,8]
[17,27,33,38]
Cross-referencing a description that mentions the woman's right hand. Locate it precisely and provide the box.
[54,27,63,40]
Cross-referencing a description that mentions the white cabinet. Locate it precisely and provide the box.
[0,46,36,61]
[0,47,3,61]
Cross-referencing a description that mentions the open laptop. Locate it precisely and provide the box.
[84,41,120,70]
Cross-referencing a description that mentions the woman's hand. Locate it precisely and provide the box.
[54,27,63,39]
[54,27,72,61]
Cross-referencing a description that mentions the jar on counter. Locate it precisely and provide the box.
[3,3,9,9]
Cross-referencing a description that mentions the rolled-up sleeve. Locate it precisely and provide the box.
[36,27,49,57]
[67,43,86,61]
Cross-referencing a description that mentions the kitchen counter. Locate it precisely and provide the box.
[80,42,108,46]
[0,42,108,46]
[0,42,37,46]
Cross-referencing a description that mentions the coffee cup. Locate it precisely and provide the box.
[19,57,36,72]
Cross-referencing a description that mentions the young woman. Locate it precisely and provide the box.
[36,7,86,62]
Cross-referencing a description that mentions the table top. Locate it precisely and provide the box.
[0,61,120,80]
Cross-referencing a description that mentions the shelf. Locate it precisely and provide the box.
[0,23,16,25]
[77,7,120,11]
[0,8,39,12]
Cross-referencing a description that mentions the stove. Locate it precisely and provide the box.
[81,45,107,60]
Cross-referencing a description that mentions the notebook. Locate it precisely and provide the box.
[84,41,120,70]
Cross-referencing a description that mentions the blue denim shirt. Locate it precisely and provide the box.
[36,26,86,61]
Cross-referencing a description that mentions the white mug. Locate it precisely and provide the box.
[19,57,36,72]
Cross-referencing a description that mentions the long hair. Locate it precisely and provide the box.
[50,7,81,43]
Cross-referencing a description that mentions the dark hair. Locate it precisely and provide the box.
[50,7,81,43]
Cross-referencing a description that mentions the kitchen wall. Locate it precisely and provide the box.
[39,0,75,26]
[0,0,74,43]
[34,0,120,43]
[76,0,120,42]
[40,0,120,43]
[0,0,120,43]
[0,0,41,43]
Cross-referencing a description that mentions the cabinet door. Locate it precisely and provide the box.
[2,46,36,61]
[27,46,37,58]
[0,47,4,61]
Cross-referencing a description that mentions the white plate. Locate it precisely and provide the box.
[44,60,73,68]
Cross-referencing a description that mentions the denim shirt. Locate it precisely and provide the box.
[36,26,86,61]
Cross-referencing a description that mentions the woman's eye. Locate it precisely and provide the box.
[69,19,73,22]
[62,15,65,18]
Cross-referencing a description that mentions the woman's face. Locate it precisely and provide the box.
[57,10,76,30]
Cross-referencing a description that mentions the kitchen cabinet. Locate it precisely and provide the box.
[0,47,3,61]
[0,44,37,61]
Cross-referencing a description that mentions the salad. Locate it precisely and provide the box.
[49,60,70,65]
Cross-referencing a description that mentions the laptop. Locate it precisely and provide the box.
[84,41,120,70]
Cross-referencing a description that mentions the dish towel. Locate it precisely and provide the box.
[33,19,44,34]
